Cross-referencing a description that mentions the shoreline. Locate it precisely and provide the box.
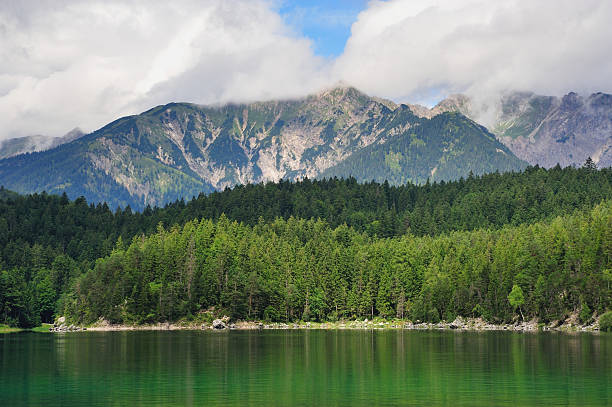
[75,316,602,333]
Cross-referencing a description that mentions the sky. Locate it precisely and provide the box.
[1,0,612,139]
[278,0,369,58]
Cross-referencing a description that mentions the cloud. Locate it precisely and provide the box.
[0,0,329,139]
[334,0,612,106]
[1,0,612,139]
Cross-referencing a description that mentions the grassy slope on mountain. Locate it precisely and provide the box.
[492,93,557,140]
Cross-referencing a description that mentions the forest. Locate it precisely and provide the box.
[67,202,611,325]
[0,164,610,327]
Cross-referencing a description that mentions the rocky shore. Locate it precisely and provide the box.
[49,317,87,332]
[66,315,604,333]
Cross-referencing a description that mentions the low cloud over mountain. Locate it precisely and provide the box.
[1,0,611,140]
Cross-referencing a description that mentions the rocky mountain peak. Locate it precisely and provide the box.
[433,94,471,113]
[560,92,583,111]
[310,85,372,110]
[588,92,612,110]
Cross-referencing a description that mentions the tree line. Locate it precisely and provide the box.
[0,163,610,327]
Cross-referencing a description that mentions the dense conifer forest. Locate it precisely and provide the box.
[0,164,610,327]
[68,202,612,325]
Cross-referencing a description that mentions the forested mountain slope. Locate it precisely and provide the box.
[320,112,521,185]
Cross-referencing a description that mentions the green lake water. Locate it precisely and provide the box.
[1,330,610,406]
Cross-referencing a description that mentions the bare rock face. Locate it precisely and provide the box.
[406,94,472,120]
[212,319,226,329]
[495,92,612,168]
[450,316,466,329]
[212,316,230,330]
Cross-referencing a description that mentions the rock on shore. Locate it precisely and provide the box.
[50,315,604,333]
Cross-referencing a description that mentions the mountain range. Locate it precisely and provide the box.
[0,85,610,210]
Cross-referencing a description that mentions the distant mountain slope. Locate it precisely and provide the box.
[409,92,612,168]
[0,129,213,210]
[0,86,526,209]
[0,128,84,159]
[495,92,612,168]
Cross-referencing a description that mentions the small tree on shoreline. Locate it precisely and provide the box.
[508,284,525,321]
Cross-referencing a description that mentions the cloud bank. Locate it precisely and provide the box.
[0,0,328,139]
[336,0,612,105]
[1,0,612,139]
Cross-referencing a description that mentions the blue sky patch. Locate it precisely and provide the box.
[278,0,369,58]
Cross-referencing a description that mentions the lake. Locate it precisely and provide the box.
[1,330,610,406]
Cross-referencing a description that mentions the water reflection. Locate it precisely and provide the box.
[0,330,610,406]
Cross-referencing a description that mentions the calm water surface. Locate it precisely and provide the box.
[1,330,610,406]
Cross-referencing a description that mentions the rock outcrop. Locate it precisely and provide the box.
[212,316,230,330]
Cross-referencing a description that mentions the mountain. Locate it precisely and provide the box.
[494,92,612,168]
[409,92,612,168]
[0,86,526,209]
[0,128,84,160]
[320,109,522,185]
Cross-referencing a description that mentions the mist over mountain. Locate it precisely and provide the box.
[0,128,84,160]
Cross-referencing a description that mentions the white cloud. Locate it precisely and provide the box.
[0,0,329,139]
[334,0,612,106]
[1,0,612,139]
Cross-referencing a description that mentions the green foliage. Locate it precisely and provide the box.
[599,311,612,332]
[0,324,22,333]
[579,299,592,324]
[583,156,597,170]
[508,284,525,320]
[63,201,612,325]
[508,285,525,309]
[0,165,610,327]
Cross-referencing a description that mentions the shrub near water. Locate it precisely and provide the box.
[600,311,612,332]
